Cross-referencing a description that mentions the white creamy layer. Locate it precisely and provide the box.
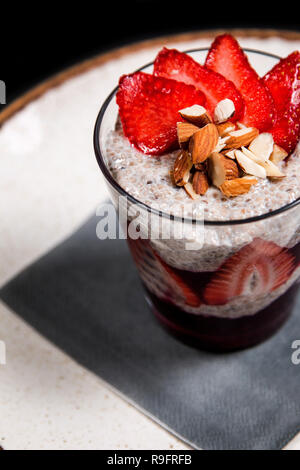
[105,128,300,271]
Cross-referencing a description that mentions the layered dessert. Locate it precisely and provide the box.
[101,35,300,350]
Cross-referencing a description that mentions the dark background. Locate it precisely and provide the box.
[2,1,300,105]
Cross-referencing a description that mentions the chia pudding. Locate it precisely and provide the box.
[106,123,300,222]
[96,36,300,350]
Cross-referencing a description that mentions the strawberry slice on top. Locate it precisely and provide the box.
[263,51,300,153]
[116,71,206,156]
[153,47,244,121]
[203,239,295,306]
[205,34,276,132]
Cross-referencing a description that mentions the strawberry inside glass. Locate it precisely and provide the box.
[94,35,300,351]
[127,236,300,351]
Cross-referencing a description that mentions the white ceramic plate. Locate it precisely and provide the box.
[0,30,299,450]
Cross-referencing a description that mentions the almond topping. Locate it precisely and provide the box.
[179,105,212,127]
[213,136,230,153]
[219,177,258,197]
[223,149,236,160]
[217,122,236,137]
[184,182,200,200]
[173,150,193,186]
[235,150,267,179]
[235,150,267,178]
[169,169,175,185]
[225,127,259,149]
[236,122,247,129]
[189,123,219,164]
[240,146,265,164]
[177,122,200,148]
[208,152,239,187]
[192,171,209,195]
[270,144,289,164]
[259,160,285,179]
[248,132,274,161]
[214,99,235,123]
[194,161,207,171]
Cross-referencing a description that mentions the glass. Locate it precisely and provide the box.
[94,49,300,351]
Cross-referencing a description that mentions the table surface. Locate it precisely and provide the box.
[0,31,300,450]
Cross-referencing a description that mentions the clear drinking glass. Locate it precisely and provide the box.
[94,49,300,351]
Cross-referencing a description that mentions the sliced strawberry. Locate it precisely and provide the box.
[153,47,244,121]
[127,237,201,307]
[204,239,295,305]
[263,51,300,153]
[153,252,202,307]
[116,71,206,156]
[205,34,276,132]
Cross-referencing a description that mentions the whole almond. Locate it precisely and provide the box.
[189,123,219,164]
[177,122,200,148]
[220,177,258,197]
[192,171,209,195]
[173,150,193,186]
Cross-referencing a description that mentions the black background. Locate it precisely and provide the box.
[2,1,300,105]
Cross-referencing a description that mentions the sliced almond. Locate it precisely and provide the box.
[173,150,193,186]
[220,177,258,197]
[217,122,236,137]
[208,152,239,187]
[184,182,200,200]
[189,123,219,164]
[248,132,274,162]
[223,149,236,160]
[235,150,267,178]
[177,122,200,148]
[240,146,265,164]
[259,160,285,179]
[214,99,235,123]
[225,127,259,149]
[179,105,212,127]
[270,144,288,164]
[192,171,209,195]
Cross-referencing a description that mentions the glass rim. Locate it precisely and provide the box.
[93,47,300,227]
